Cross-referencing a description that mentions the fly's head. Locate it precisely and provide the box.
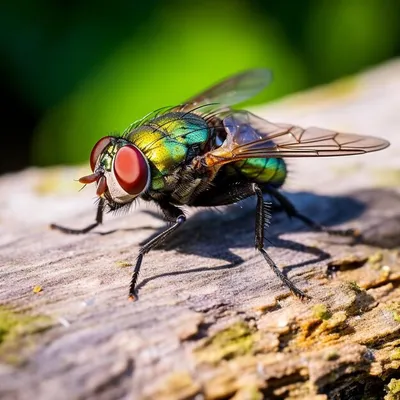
[79,136,151,208]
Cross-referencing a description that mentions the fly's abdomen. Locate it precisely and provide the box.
[225,157,287,188]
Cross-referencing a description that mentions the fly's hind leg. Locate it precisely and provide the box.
[50,198,105,234]
[253,184,309,299]
[129,203,185,301]
[191,181,308,298]
[266,186,359,239]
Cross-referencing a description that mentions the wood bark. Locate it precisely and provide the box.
[1,60,400,400]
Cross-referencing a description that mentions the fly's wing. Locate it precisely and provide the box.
[128,70,272,145]
[203,111,390,167]
[177,69,272,113]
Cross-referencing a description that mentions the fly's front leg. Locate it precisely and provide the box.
[50,198,105,234]
[266,186,359,238]
[129,204,185,300]
[254,184,309,299]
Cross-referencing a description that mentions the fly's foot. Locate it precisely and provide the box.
[50,222,100,235]
[325,227,360,237]
[128,292,139,302]
[324,227,363,245]
[50,223,77,234]
[50,223,61,230]
[290,286,312,300]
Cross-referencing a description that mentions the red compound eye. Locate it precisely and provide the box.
[90,136,112,171]
[113,145,149,195]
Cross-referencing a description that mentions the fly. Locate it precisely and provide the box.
[51,69,390,300]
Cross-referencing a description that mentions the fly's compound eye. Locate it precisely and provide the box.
[113,145,149,195]
[90,136,112,171]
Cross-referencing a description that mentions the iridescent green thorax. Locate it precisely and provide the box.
[125,112,210,191]
[223,157,287,188]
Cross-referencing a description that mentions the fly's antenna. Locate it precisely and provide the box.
[73,177,88,192]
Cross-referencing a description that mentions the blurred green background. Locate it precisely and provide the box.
[2,0,400,173]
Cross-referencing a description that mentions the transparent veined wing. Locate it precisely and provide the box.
[203,111,390,167]
[177,69,272,113]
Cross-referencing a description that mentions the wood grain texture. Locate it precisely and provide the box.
[1,60,400,400]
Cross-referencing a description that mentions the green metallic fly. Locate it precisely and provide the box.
[51,69,389,300]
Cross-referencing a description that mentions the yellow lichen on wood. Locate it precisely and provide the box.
[390,348,400,360]
[33,285,43,294]
[386,378,400,400]
[230,385,264,400]
[312,304,332,320]
[194,321,255,364]
[115,260,132,268]
[142,371,200,400]
[0,307,51,364]
[294,311,348,350]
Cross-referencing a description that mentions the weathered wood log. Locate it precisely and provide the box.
[1,60,400,400]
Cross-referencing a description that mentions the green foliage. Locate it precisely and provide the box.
[1,0,399,166]
[32,0,306,165]
[306,0,399,81]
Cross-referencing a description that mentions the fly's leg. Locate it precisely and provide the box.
[266,186,359,238]
[50,198,105,234]
[254,184,310,299]
[129,204,185,301]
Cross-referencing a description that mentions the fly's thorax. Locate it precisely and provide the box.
[126,112,211,182]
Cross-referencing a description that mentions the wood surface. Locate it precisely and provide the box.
[1,60,400,400]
